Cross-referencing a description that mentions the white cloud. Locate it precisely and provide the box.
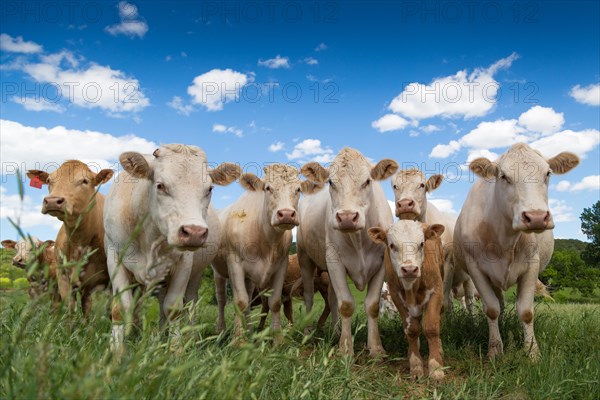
[187,68,250,111]
[268,142,284,152]
[0,119,156,170]
[0,186,62,230]
[212,123,243,138]
[315,43,327,52]
[386,53,519,121]
[21,50,149,114]
[421,124,440,133]
[570,83,600,106]
[460,119,527,150]
[167,96,194,116]
[286,139,334,163]
[430,140,461,158]
[429,198,457,215]
[105,1,149,38]
[549,198,575,222]
[518,105,564,135]
[258,55,290,69]
[554,175,600,192]
[12,97,65,113]
[466,149,499,163]
[371,114,410,132]
[304,57,318,65]
[0,33,43,53]
[529,129,600,158]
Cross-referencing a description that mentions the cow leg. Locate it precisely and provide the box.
[463,278,476,315]
[268,258,287,343]
[326,252,355,356]
[316,287,330,328]
[399,304,423,379]
[184,267,202,305]
[81,289,93,317]
[364,265,386,357]
[258,296,269,331]
[228,259,250,340]
[57,270,75,312]
[109,265,134,355]
[423,292,444,380]
[517,264,540,361]
[328,282,338,329]
[298,249,316,331]
[213,270,227,334]
[162,261,193,350]
[466,260,503,358]
[283,298,293,325]
[442,251,455,314]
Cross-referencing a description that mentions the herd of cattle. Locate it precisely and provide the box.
[2,142,578,379]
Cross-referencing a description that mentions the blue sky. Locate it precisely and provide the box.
[1,0,599,242]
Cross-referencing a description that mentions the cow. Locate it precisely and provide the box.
[368,221,446,379]
[27,161,113,314]
[298,148,398,356]
[379,282,399,317]
[212,164,322,340]
[454,143,579,360]
[1,237,56,299]
[104,144,240,353]
[391,169,476,314]
[257,254,331,330]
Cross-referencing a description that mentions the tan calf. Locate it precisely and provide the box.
[2,237,57,299]
[369,221,446,380]
[27,161,113,314]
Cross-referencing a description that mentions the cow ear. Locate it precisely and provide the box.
[94,169,114,186]
[240,173,265,191]
[426,174,443,192]
[425,224,445,239]
[26,170,49,184]
[1,240,17,249]
[367,227,388,244]
[301,180,324,195]
[548,152,579,175]
[470,158,498,179]
[210,162,241,186]
[371,159,399,180]
[301,162,329,184]
[120,152,153,179]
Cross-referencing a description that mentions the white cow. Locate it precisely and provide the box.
[212,164,322,339]
[454,143,579,360]
[104,144,240,353]
[298,148,398,356]
[392,169,475,314]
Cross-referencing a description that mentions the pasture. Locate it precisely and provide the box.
[1,275,599,400]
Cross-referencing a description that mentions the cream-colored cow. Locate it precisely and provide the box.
[104,144,240,353]
[455,143,579,360]
[392,169,475,314]
[212,164,321,339]
[298,148,398,356]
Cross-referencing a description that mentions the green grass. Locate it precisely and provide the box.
[1,281,599,400]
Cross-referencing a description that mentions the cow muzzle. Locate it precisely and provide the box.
[42,196,66,215]
[396,199,418,220]
[521,210,552,232]
[335,210,360,231]
[12,259,25,268]
[177,224,209,249]
[400,265,419,278]
[274,208,298,228]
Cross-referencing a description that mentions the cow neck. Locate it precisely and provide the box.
[62,195,102,247]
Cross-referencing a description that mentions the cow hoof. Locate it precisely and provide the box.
[429,369,445,380]
[410,366,424,379]
[527,344,540,362]
[487,344,504,359]
[303,326,314,336]
[368,347,386,359]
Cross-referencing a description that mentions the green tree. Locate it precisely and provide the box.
[542,249,599,296]
[580,201,600,268]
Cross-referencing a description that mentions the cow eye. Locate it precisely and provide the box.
[82,178,89,185]
[327,179,335,188]
[419,183,425,189]
[156,183,166,192]
[208,186,214,195]
[420,242,424,247]
[500,174,510,183]
[296,187,301,193]
[393,184,398,190]
[363,179,371,188]
[389,243,395,251]
[265,185,272,193]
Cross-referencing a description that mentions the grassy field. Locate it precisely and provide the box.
[1,278,599,400]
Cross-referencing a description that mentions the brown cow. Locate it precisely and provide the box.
[27,161,113,314]
[257,254,331,330]
[1,237,57,299]
[369,221,446,380]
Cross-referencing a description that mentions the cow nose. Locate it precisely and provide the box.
[43,196,65,212]
[178,225,209,248]
[276,209,298,226]
[397,199,415,212]
[401,266,419,276]
[522,210,550,230]
[336,211,360,230]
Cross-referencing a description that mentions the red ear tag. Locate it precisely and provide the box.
[30,176,43,189]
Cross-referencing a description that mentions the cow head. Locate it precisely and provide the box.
[1,237,54,269]
[301,148,398,232]
[120,144,240,250]
[240,164,323,231]
[368,221,444,288]
[470,143,579,232]
[391,169,443,220]
[27,161,113,222]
